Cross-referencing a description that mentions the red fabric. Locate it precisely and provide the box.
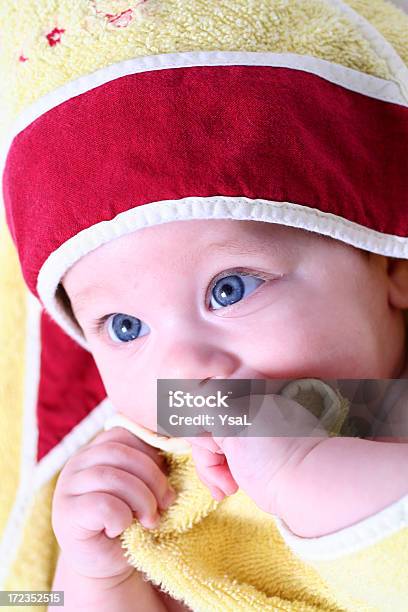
[37,310,106,460]
[3,65,408,302]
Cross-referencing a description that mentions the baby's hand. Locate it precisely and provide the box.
[186,394,328,518]
[51,427,176,580]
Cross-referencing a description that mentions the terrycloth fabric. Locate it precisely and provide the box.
[120,454,351,612]
[120,449,408,612]
[1,1,408,611]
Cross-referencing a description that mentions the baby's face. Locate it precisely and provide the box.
[62,219,406,430]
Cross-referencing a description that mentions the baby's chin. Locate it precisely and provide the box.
[104,412,192,454]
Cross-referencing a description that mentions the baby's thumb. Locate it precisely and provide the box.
[190,441,238,497]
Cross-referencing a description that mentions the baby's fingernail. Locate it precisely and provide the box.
[141,512,160,529]
[211,488,225,501]
[161,488,177,509]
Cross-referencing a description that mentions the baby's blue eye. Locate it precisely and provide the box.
[210,273,265,310]
[107,314,150,344]
[96,272,265,344]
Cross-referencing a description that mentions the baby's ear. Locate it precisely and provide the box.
[386,258,408,309]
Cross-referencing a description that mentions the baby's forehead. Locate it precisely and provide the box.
[129,218,324,249]
[202,219,336,245]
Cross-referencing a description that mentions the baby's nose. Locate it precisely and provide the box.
[157,338,238,381]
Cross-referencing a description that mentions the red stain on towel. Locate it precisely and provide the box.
[105,8,134,28]
[90,1,149,28]
[46,27,65,47]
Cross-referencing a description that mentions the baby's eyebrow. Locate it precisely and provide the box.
[207,239,263,255]
[69,283,111,313]
[206,236,285,260]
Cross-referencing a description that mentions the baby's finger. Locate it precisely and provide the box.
[195,470,227,502]
[68,490,137,539]
[67,442,174,510]
[83,427,167,470]
[53,491,138,578]
[191,443,238,496]
[183,433,223,454]
[68,466,162,527]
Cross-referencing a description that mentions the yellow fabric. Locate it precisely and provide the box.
[0,221,26,540]
[304,530,408,612]
[0,0,406,135]
[1,0,408,610]
[119,448,373,612]
[120,447,408,611]
[346,0,408,65]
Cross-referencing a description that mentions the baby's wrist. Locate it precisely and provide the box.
[60,551,134,585]
[51,552,164,612]
[267,435,328,520]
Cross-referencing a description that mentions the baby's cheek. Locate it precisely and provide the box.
[97,358,159,428]
[123,401,157,431]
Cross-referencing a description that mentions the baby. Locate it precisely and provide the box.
[2,1,407,606]
[49,218,408,610]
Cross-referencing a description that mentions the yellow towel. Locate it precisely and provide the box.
[134,446,408,612]
[120,453,348,612]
